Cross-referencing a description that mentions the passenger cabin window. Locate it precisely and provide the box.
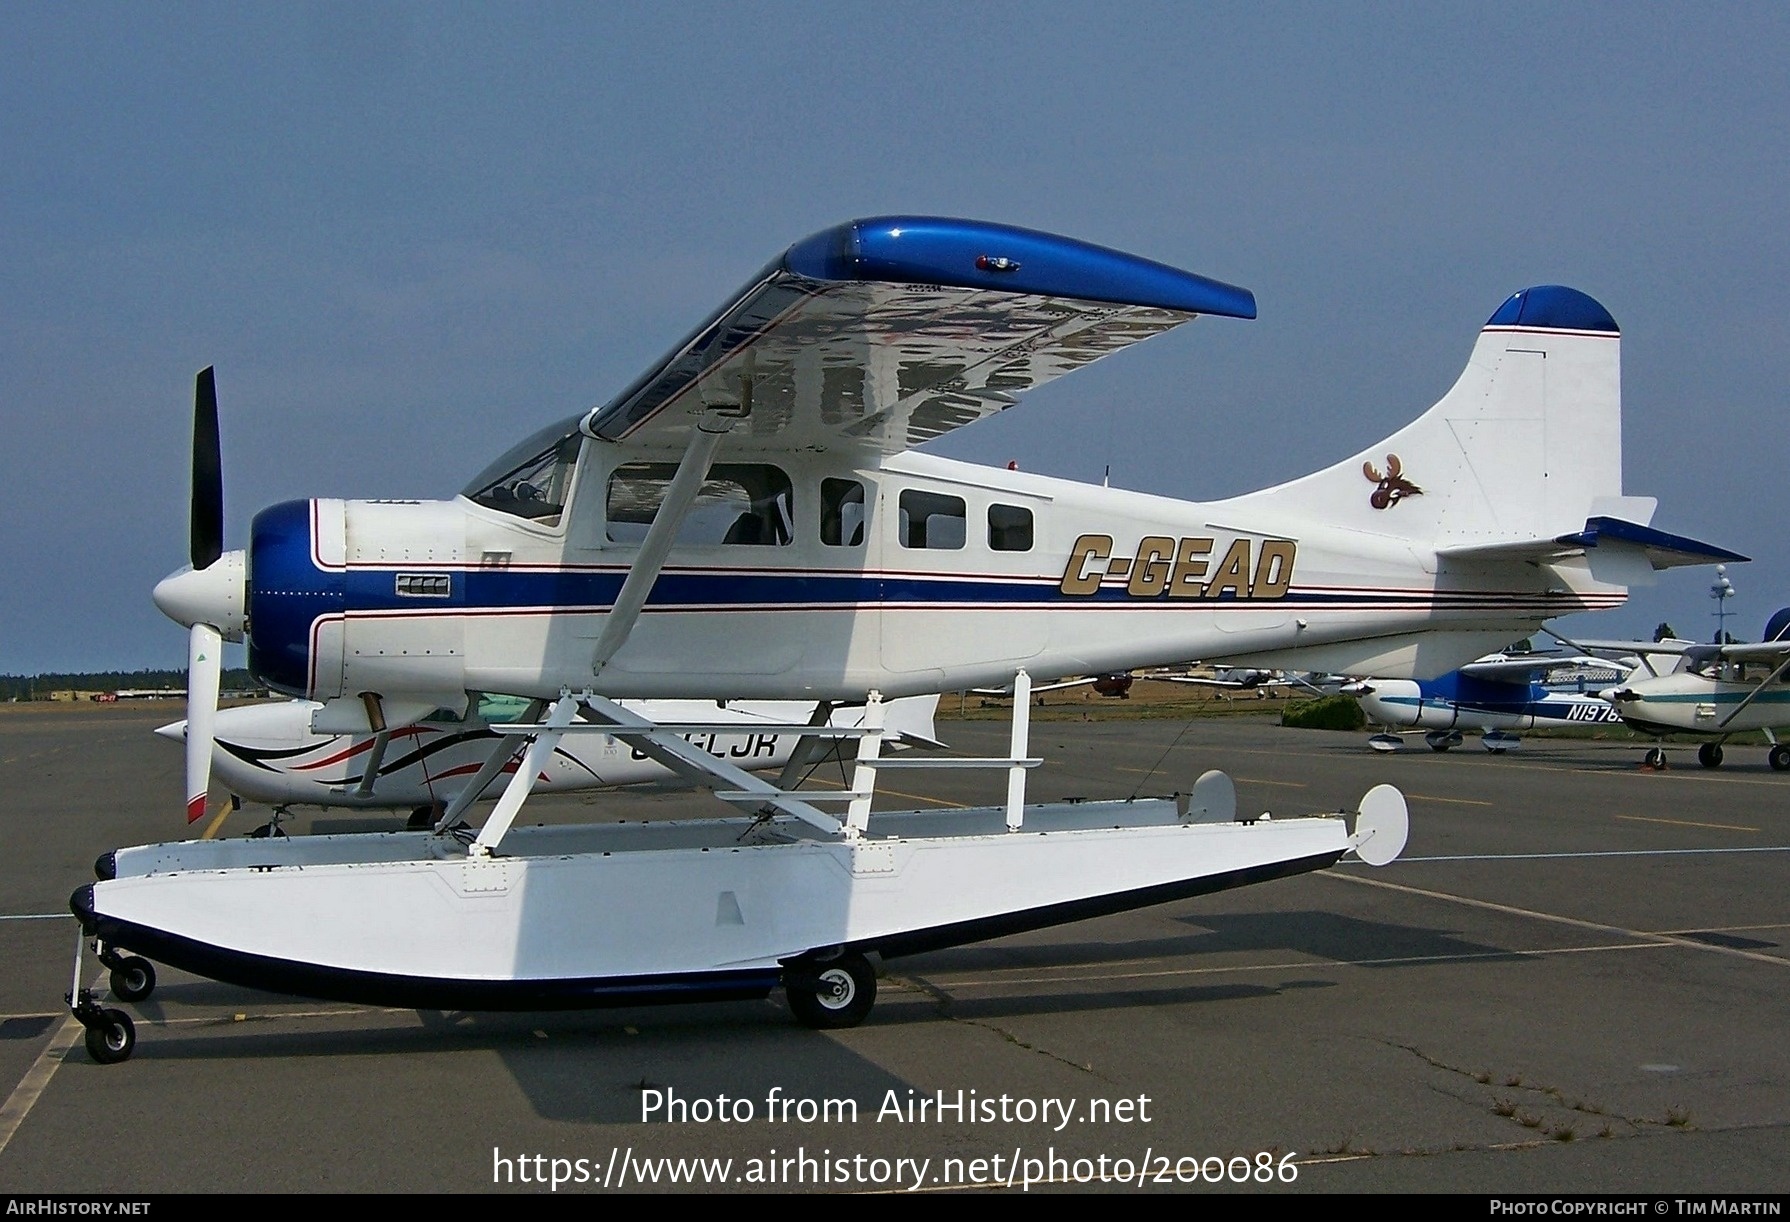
[606,463,794,545]
[462,415,583,526]
[821,478,866,547]
[988,503,1034,552]
[898,490,965,550]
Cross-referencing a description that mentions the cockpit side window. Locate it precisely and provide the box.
[463,415,584,526]
[606,462,794,545]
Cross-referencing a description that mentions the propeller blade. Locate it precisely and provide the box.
[192,366,223,571]
[185,622,222,823]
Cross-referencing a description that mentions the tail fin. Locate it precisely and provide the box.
[1226,286,1644,544]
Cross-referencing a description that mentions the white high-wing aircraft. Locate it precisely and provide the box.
[157,694,941,827]
[1596,610,1790,769]
[1151,666,1342,695]
[70,216,1737,1062]
[1352,651,1638,753]
[970,672,1137,699]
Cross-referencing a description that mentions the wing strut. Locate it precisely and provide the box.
[591,420,729,677]
[469,693,583,856]
[454,678,1041,855]
[431,699,545,833]
[577,694,851,837]
[774,700,838,791]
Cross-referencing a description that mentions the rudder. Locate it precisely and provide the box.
[1222,286,1631,546]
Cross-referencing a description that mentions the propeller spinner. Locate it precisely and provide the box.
[152,368,247,822]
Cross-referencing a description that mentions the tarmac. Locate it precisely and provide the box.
[1,700,1787,1194]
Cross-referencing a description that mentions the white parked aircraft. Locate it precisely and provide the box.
[1597,609,1790,770]
[156,694,942,828]
[71,216,1733,1061]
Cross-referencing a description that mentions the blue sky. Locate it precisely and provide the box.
[4,4,1785,670]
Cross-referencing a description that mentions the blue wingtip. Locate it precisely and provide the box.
[1486,285,1619,333]
[783,217,1257,319]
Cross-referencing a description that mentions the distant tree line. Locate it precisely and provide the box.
[0,669,257,701]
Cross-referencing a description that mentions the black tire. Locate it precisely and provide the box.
[1698,742,1724,769]
[785,952,876,1029]
[109,956,156,1003]
[1425,732,1452,753]
[1644,747,1667,769]
[85,1009,135,1064]
[1770,745,1790,772]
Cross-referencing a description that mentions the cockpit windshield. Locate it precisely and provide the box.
[463,415,584,525]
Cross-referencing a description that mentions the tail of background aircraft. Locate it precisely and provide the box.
[1222,286,1654,546]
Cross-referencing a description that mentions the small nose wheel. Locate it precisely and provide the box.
[784,950,876,1029]
[94,941,156,1003]
[67,933,141,1063]
[84,1009,136,1065]
[70,991,136,1064]
[108,956,156,1003]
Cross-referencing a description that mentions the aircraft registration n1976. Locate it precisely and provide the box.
[1352,650,1637,754]
[68,216,1739,1062]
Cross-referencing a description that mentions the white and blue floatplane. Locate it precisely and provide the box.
[71,215,1733,1061]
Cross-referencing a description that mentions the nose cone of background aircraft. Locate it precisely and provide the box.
[152,549,247,639]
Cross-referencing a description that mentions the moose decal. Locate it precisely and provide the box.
[1363,454,1422,509]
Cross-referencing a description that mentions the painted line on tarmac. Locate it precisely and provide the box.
[1397,845,1790,862]
[1212,741,1790,786]
[0,970,107,1159]
[1327,871,1790,969]
[1616,813,1759,832]
[0,996,468,1153]
[918,940,1671,991]
[1119,765,1310,789]
[0,1014,84,1157]
[871,786,970,809]
[0,914,70,922]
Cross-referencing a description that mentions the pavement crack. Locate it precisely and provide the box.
[889,972,1106,1080]
[1384,1039,1695,1138]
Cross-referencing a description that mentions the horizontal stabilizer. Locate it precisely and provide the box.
[1554,517,1749,569]
[1440,517,1745,586]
